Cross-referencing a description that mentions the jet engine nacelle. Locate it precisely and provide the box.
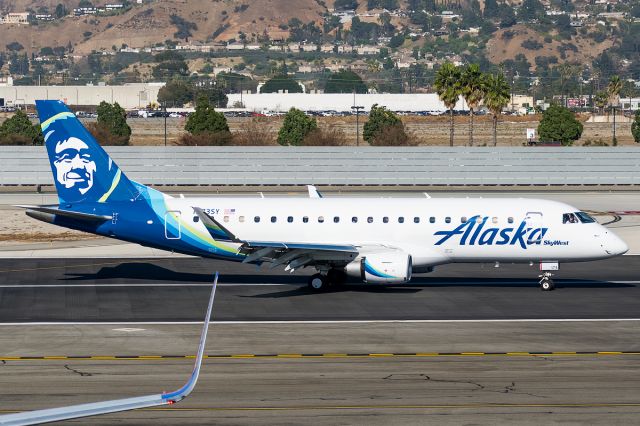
[345,252,412,284]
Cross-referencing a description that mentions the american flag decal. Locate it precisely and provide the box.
[224,208,236,215]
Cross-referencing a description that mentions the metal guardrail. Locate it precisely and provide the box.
[1,146,639,187]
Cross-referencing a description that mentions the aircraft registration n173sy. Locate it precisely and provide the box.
[20,100,628,291]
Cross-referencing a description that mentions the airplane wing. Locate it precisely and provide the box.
[193,208,358,271]
[0,273,218,426]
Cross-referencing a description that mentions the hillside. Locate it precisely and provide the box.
[0,0,327,55]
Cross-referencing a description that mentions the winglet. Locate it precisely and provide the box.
[0,273,218,426]
[193,207,241,242]
[161,271,217,402]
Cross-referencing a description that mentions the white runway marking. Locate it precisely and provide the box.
[1,319,640,326]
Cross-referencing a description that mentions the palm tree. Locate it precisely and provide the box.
[434,62,461,146]
[607,75,623,144]
[460,64,486,146]
[483,73,511,147]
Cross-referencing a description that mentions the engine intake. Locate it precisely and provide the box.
[345,251,412,284]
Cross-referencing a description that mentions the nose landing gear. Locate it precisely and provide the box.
[538,272,555,291]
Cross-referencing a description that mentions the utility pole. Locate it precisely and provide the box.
[351,105,364,146]
[163,102,167,147]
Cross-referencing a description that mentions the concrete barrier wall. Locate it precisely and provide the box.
[1,146,638,187]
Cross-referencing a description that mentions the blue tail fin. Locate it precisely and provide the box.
[36,100,138,204]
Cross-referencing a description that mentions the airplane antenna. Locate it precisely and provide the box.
[423,193,431,199]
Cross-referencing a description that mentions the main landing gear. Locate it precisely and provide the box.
[307,269,348,292]
[538,272,555,291]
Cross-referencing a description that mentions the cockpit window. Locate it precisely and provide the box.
[562,213,578,224]
[575,211,596,223]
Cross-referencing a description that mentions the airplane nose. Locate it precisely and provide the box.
[605,233,628,256]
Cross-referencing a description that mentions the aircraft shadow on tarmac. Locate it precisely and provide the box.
[59,262,634,292]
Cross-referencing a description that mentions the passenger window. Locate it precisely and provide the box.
[492,217,498,224]
[508,217,514,224]
[414,217,420,223]
[367,216,373,223]
[318,216,325,223]
[223,215,229,223]
[239,216,245,223]
[398,217,404,223]
[445,217,451,223]
[287,216,293,223]
[271,216,277,223]
[334,216,340,223]
[383,217,389,223]
[429,217,435,223]
[352,217,358,223]
[461,217,467,223]
[254,216,260,223]
[303,216,309,223]
[193,216,200,223]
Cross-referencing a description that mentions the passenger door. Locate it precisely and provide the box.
[164,210,182,240]
[524,211,543,243]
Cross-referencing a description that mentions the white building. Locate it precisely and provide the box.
[1,12,30,25]
[226,93,468,113]
[0,83,165,109]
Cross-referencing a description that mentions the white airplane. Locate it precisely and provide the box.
[20,100,628,292]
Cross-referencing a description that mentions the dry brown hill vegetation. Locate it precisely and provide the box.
[0,0,326,55]
[486,24,614,70]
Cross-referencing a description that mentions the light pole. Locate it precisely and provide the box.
[351,105,364,146]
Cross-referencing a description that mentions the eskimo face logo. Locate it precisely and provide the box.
[53,137,96,195]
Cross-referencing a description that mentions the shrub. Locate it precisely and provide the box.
[537,104,583,146]
[184,97,229,135]
[367,124,412,146]
[96,101,131,142]
[177,131,232,146]
[0,110,43,145]
[233,118,276,145]
[302,125,348,146]
[277,108,317,146]
[521,38,543,50]
[631,110,640,143]
[85,122,129,146]
[363,104,405,143]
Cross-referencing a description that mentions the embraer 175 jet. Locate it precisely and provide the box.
[20,100,628,292]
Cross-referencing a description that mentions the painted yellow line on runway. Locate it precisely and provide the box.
[2,351,640,361]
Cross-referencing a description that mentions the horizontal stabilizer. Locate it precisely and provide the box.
[16,205,112,222]
[0,273,218,426]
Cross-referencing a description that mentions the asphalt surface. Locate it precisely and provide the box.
[1,257,640,322]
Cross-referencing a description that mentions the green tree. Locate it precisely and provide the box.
[631,110,640,143]
[324,70,367,94]
[260,75,303,93]
[277,108,317,145]
[538,105,583,146]
[594,91,608,115]
[0,110,43,145]
[483,73,511,146]
[434,62,461,146]
[157,79,194,107]
[185,96,229,135]
[96,101,131,142]
[363,104,407,145]
[460,64,486,146]
[152,51,189,79]
[55,3,67,18]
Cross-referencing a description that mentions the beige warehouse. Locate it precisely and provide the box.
[0,83,165,109]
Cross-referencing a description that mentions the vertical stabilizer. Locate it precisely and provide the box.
[35,100,138,204]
